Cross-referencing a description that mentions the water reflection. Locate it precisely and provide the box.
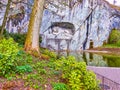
[58,51,120,67]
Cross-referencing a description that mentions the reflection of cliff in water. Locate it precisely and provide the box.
[72,52,108,67]
[59,52,120,67]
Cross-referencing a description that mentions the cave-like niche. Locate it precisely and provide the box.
[45,22,75,51]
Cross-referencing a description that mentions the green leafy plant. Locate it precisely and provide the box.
[0,38,19,76]
[41,49,57,59]
[0,38,33,76]
[9,33,27,46]
[16,65,32,74]
[16,50,33,66]
[15,50,33,74]
[53,83,69,90]
[54,56,99,90]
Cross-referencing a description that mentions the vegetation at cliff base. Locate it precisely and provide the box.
[0,38,99,90]
[108,29,120,47]
[1,0,120,90]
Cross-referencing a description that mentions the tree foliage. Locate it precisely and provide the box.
[108,29,120,46]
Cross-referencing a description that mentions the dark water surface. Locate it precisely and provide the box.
[58,51,120,67]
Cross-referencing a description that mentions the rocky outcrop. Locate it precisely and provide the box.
[41,0,120,51]
[0,0,120,51]
[0,0,33,33]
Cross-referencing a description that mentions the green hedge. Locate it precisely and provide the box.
[0,38,33,77]
[108,29,120,46]
[54,56,100,90]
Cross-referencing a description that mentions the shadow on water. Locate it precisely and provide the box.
[57,51,120,67]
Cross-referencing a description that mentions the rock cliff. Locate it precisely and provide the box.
[0,0,120,51]
[0,0,33,33]
[41,0,120,51]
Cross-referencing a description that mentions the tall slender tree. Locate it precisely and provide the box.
[24,0,45,53]
[0,0,11,36]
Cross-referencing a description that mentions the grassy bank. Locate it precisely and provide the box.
[0,38,100,90]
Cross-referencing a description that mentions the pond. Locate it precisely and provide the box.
[58,51,120,67]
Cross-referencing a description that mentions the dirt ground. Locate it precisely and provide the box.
[0,80,35,90]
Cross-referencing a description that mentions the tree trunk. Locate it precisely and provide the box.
[24,0,45,53]
[0,0,11,36]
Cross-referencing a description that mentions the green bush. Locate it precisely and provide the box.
[116,40,120,46]
[54,56,99,90]
[0,38,19,76]
[53,83,69,90]
[16,65,32,74]
[9,33,27,46]
[0,38,33,76]
[0,26,42,46]
[16,50,33,66]
[109,29,120,46]
[3,30,42,46]
[8,33,42,46]
[41,49,57,59]
[15,50,33,74]
[2,30,26,46]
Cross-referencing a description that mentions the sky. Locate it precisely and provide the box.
[106,0,120,6]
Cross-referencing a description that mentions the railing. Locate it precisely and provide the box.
[95,72,120,90]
